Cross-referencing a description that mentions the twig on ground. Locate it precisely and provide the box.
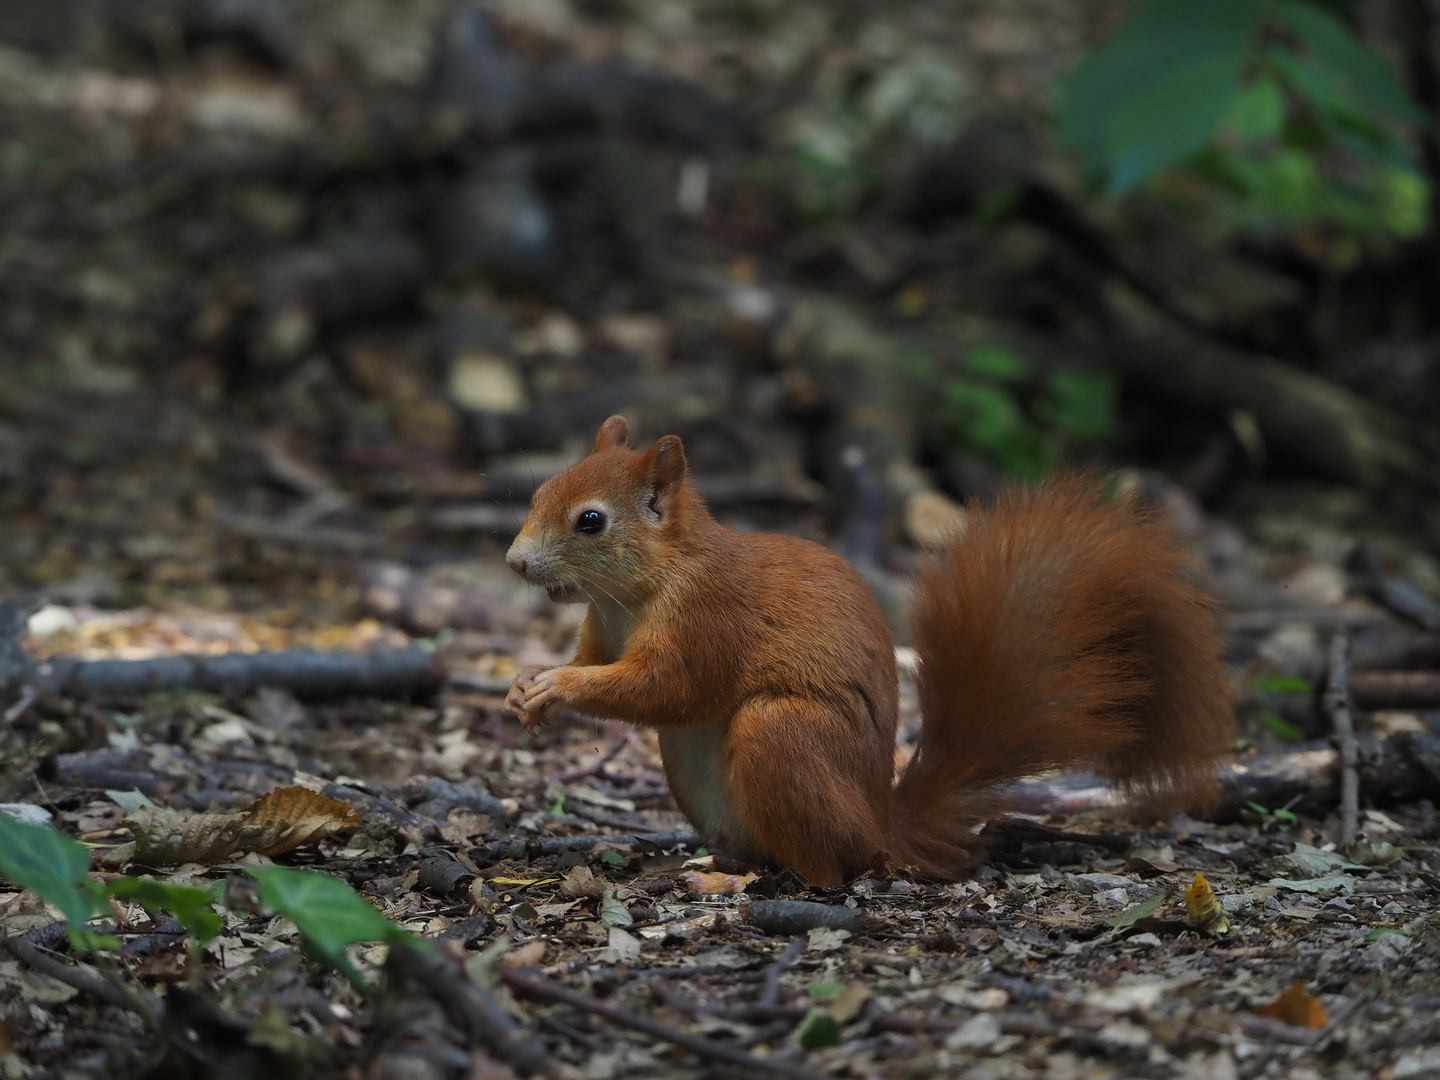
[1349,671,1440,708]
[536,1012,608,1053]
[386,941,548,1075]
[760,938,805,1008]
[470,831,701,864]
[1326,631,1359,847]
[556,734,629,782]
[500,967,831,1080]
[1350,544,1440,632]
[743,900,874,936]
[20,648,443,701]
[5,933,162,1031]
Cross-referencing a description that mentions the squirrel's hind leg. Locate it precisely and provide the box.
[724,695,888,889]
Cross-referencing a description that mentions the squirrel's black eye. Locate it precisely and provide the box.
[575,509,607,534]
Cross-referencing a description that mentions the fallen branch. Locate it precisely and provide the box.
[1102,280,1430,489]
[6,932,162,1031]
[471,831,701,865]
[742,900,874,936]
[20,647,443,701]
[386,941,548,1076]
[1350,671,1440,708]
[1007,733,1440,820]
[1326,632,1359,847]
[500,967,831,1080]
[760,938,805,1008]
[1350,544,1440,631]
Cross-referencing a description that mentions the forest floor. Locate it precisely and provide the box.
[2,1,1439,1078]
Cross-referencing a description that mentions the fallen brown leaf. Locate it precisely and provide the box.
[120,785,360,865]
[499,940,547,968]
[241,786,362,856]
[683,869,758,896]
[558,865,606,899]
[1255,982,1328,1029]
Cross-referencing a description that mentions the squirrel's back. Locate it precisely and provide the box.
[887,475,1234,880]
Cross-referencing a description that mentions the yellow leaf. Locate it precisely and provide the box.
[487,876,559,887]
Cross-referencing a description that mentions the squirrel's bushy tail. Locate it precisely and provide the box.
[886,475,1233,880]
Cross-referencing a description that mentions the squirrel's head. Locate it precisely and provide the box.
[504,416,691,603]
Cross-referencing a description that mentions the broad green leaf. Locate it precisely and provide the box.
[1274,1,1429,127]
[798,1009,843,1049]
[965,345,1030,382]
[1226,78,1286,143]
[0,813,107,929]
[246,866,409,985]
[1365,927,1408,942]
[807,981,847,1000]
[598,890,633,927]
[1259,711,1307,743]
[1058,0,1263,192]
[107,876,223,943]
[1104,895,1165,929]
[1034,369,1119,442]
[1254,675,1314,694]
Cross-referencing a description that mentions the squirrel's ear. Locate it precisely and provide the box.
[640,435,687,516]
[592,415,630,453]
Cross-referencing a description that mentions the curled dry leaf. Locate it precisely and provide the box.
[498,939,547,968]
[682,869,758,896]
[1254,982,1328,1029]
[559,864,606,899]
[242,786,362,856]
[121,786,360,866]
[1182,872,1230,935]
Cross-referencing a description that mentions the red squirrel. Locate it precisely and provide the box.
[504,416,1233,887]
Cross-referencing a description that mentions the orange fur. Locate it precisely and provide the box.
[505,418,1234,887]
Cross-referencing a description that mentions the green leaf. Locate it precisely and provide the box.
[807,981,847,1000]
[1259,711,1307,743]
[0,813,108,930]
[106,876,223,944]
[798,1009,843,1049]
[1273,1,1429,128]
[1105,895,1165,929]
[1365,927,1408,942]
[965,344,1030,382]
[599,890,633,927]
[1254,675,1314,694]
[1226,78,1287,143]
[1033,369,1120,442]
[1245,800,1273,816]
[246,866,409,987]
[600,851,624,867]
[1057,0,1263,193]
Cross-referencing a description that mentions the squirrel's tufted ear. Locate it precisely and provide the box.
[639,435,687,516]
[592,415,630,452]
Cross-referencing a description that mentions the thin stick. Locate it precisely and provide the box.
[471,831,700,864]
[501,967,832,1080]
[1326,630,1359,847]
[556,733,629,782]
[760,938,804,1007]
[5,933,162,1030]
[387,941,548,1075]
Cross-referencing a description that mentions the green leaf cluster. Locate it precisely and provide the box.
[0,813,408,987]
[1058,0,1431,249]
[932,345,1120,479]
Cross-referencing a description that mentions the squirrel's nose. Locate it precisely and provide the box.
[507,553,527,576]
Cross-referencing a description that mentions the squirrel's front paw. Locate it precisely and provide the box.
[508,665,567,732]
